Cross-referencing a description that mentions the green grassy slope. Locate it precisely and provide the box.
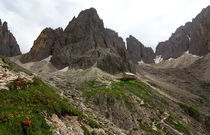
[0,56,98,135]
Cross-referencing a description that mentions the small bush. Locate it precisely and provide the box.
[205,116,210,132]
[178,103,200,120]
[82,125,90,135]
[200,83,210,91]
[165,115,190,134]
[139,122,154,132]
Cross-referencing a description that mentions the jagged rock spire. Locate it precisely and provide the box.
[0,19,21,57]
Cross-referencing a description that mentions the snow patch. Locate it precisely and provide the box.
[154,55,163,64]
[184,50,201,58]
[59,67,69,72]
[125,72,135,76]
[167,58,175,61]
[187,35,191,41]
[42,55,52,63]
[138,60,144,64]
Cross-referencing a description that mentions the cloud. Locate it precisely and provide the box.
[0,0,209,53]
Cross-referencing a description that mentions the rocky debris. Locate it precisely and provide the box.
[187,52,210,82]
[21,8,134,74]
[45,113,108,135]
[0,19,21,57]
[45,114,81,135]
[152,51,202,69]
[0,57,34,90]
[127,35,155,63]
[156,5,210,60]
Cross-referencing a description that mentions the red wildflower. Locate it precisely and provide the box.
[23,120,31,126]
[17,81,21,85]
[33,100,38,103]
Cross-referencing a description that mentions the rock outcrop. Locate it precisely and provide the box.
[21,8,134,74]
[21,27,64,62]
[127,35,155,63]
[0,57,34,90]
[156,5,210,60]
[0,19,21,57]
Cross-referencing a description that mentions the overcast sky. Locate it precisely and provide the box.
[0,0,209,53]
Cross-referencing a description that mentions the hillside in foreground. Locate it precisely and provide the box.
[0,56,105,135]
[0,6,210,135]
[9,53,210,135]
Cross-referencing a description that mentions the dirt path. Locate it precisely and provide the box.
[160,112,184,135]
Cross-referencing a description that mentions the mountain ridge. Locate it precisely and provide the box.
[20,8,135,74]
[155,5,210,60]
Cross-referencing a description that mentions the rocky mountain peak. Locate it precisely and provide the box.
[2,21,8,31]
[127,35,155,63]
[77,8,101,22]
[64,8,104,34]
[21,8,135,74]
[0,19,21,57]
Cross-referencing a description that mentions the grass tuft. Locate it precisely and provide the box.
[165,115,190,134]
[177,102,200,120]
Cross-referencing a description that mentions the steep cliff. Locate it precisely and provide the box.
[127,35,155,63]
[0,20,21,57]
[156,6,210,60]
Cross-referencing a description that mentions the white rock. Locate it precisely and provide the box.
[138,60,144,64]
[59,67,69,72]
[154,55,163,64]
[42,55,52,63]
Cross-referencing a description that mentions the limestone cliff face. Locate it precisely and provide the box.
[21,8,135,74]
[127,35,155,63]
[21,27,64,62]
[156,6,210,60]
[0,20,21,57]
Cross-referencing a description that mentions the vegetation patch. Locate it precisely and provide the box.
[82,125,90,135]
[205,116,210,132]
[0,78,99,135]
[165,115,190,134]
[125,100,133,110]
[200,83,210,91]
[177,102,200,120]
[139,122,154,132]
[77,80,152,103]
[76,79,153,113]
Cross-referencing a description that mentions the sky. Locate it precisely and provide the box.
[0,0,209,53]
